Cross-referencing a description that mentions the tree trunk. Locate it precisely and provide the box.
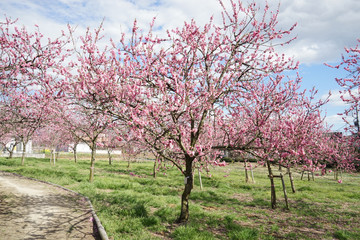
[89,144,96,182]
[177,156,194,223]
[73,148,77,163]
[108,149,112,165]
[73,142,78,163]
[267,160,276,209]
[5,142,18,159]
[21,141,26,166]
[153,155,158,178]
[7,142,17,159]
[127,152,131,169]
[288,167,296,193]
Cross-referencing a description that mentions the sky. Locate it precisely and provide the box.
[1,0,360,132]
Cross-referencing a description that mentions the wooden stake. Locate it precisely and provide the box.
[288,167,296,193]
[244,161,249,183]
[280,173,289,210]
[250,166,255,183]
[198,168,203,190]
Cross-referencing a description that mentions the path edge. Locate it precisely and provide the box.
[0,171,109,240]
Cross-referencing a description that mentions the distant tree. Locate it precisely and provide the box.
[0,132,19,158]
[1,93,51,165]
[322,133,358,177]
[98,129,123,165]
[215,77,331,208]
[57,24,117,182]
[33,123,73,164]
[0,17,68,165]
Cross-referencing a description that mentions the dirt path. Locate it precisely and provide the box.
[0,171,95,240]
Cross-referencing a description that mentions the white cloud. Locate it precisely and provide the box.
[278,0,360,64]
[325,114,345,124]
[323,90,346,106]
[321,89,359,131]
[324,114,349,131]
[322,89,358,107]
[2,0,359,134]
[1,0,359,65]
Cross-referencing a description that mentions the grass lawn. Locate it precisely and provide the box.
[0,154,359,240]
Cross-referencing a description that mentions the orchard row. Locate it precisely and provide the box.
[1,0,359,222]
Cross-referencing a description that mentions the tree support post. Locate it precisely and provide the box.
[288,167,296,193]
[280,173,289,210]
[244,161,249,183]
[198,168,203,190]
[250,166,255,183]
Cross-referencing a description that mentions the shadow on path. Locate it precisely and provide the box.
[0,172,96,240]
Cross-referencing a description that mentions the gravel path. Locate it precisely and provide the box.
[0,172,95,240]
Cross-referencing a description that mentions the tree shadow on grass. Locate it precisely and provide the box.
[290,199,325,217]
[191,189,270,209]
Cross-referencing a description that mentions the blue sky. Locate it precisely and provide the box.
[1,0,359,131]
[299,64,351,131]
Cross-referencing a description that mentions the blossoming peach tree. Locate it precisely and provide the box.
[0,17,68,165]
[102,0,301,222]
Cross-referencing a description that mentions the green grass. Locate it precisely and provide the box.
[333,229,360,240]
[0,156,359,239]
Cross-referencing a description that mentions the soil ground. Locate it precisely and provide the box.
[0,171,95,240]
